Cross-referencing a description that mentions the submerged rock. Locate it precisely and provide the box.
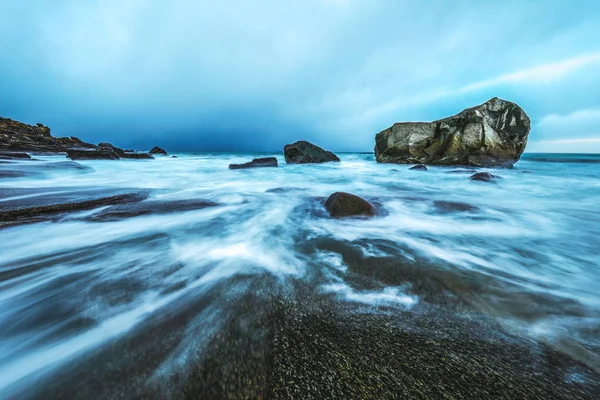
[325,192,375,217]
[284,141,340,164]
[229,157,278,170]
[375,97,531,167]
[0,189,149,228]
[470,172,497,182]
[409,164,427,171]
[150,146,168,155]
[88,199,218,221]
[67,148,120,160]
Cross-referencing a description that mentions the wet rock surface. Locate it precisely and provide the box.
[325,192,376,217]
[284,141,340,164]
[0,151,32,160]
[375,97,531,167]
[409,164,428,171]
[0,188,150,228]
[229,157,278,170]
[87,199,219,221]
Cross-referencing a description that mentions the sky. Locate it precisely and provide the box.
[1,0,599,153]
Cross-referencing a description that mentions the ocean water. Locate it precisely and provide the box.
[0,152,599,395]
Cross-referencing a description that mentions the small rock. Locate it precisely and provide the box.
[229,157,278,170]
[470,172,497,182]
[325,192,375,218]
[409,164,427,171]
[150,146,168,155]
[284,141,340,164]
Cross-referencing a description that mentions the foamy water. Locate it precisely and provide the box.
[0,152,599,394]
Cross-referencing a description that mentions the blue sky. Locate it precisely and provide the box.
[1,0,599,152]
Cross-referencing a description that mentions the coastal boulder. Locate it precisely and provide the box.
[325,192,376,218]
[150,146,168,155]
[229,157,278,170]
[409,164,427,171]
[374,98,531,167]
[284,141,340,164]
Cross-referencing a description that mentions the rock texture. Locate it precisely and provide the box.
[1,118,96,153]
[150,146,168,155]
[284,141,340,164]
[229,157,278,170]
[374,98,531,167]
[325,192,375,218]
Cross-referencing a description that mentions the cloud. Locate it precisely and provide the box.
[461,53,600,92]
[534,108,600,141]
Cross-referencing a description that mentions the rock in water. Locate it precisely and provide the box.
[374,97,531,167]
[67,148,120,160]
[149,146,168,155]
[409,164,427,171]
[229,157,278,170]
[284,141,340,164]
[0,151,32,160]
[325,192,376,217]
[470,172,497,182]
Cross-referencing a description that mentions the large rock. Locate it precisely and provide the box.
[0,118,96,153]
[325,192,375,217]
[284,141,340,164]
[149,146,168,155]
[229,157,278,170]
[374,98,531,167]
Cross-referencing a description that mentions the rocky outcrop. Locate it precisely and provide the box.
[409,164,427,171]
[325,192,375,217]
[0,118,96,153]
[1,117,159,160]
[374,98,531,167]
[284,141,340,164]
[229,157,278,170]
[150,146,168,155]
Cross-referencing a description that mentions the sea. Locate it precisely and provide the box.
[0,152,599,397]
